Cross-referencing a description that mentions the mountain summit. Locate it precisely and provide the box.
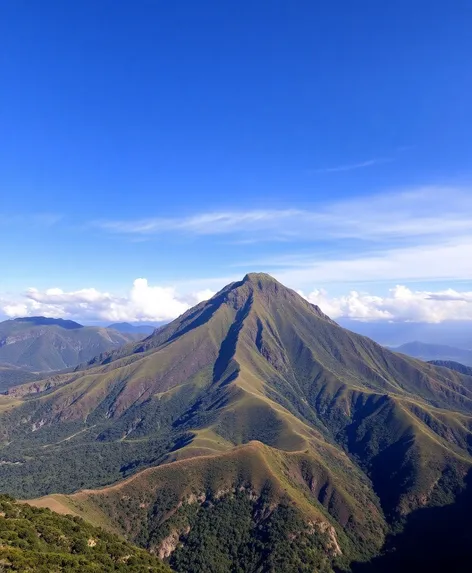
[1,274,472,571]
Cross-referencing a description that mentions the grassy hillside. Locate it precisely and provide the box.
[1,274,472,571]
[28,442,385,571]
[0,317,141,372]
[0,495,172,572]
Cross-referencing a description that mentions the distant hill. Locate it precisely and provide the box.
[0,317,141,372]
[339,318,472,348]
[394,341,472,366]
[107,322,155,335]
[428,360,472,376]
[12,316,84,329]
[0,495,171,571]
[2,274,472,571]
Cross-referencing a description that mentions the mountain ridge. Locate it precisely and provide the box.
[428,360,472,376]
[12,316,84,329]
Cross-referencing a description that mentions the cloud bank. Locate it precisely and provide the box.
[302,286,472,323]
[2,280,472,324]
[2,280,214,324]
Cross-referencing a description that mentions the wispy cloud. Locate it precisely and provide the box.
[95,210,301,236]
[89,185,472,292]
[94,186,472,244]
[312,157,393,173]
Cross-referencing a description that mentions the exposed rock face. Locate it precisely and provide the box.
[313,521,342,556]
[158,530,180,560]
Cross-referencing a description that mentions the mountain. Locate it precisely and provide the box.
[339,318,472,349]
[108,322,156,335]
[0,317,143,372]
[394,341,472,366]
[428,360,472,377]
[11,316,84,329]
[1,273,472,571]
[0,495,171,572]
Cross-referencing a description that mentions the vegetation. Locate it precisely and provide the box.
[0,432,189,498]
[0,495,171,572]
[169,491,335,573]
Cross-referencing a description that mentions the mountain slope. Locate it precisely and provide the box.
[0,317,142,372]
[394,341,472,366]
[1,274,472,571]
[0,495,172,572]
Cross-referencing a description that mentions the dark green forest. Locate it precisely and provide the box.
[0,496,171,572]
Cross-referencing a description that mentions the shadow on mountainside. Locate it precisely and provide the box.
[350,468,472,573]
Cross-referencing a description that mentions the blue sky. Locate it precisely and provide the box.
[1,1,472,323]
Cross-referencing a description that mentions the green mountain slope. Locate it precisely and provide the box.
[0,495,171,572]
[1,274,472,571]
[0,317,141,372]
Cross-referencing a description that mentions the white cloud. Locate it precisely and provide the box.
[302,285,472,323]
[193,289,216,303]
[93,187,472,243]
[95,209,301,237]
[271,239,472,286]
[1,279,212,323]
[313,157,393,173]
[2,277,472,325]
[27,287,109,304]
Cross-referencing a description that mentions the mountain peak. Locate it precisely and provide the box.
[242,272,279,285]
[240,272,285,294]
